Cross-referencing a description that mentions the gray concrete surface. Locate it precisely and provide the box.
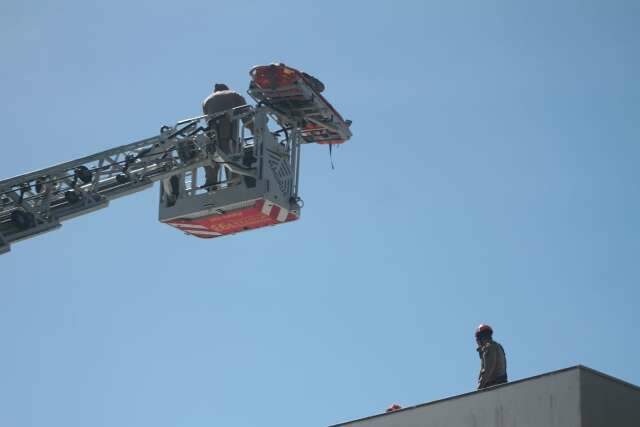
[331,366,639,427]
[580,367,640,427]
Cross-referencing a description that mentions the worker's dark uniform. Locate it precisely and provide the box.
[201,89,249,186]
[477,339,507,389]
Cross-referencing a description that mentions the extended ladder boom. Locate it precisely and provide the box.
[0,107,252,254]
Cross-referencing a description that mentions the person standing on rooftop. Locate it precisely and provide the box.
[475,324,508,389]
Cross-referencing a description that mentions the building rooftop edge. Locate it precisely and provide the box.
[329,365,639,427]
[577,365,640,393]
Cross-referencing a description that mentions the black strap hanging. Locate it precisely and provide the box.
[329,144,335,170]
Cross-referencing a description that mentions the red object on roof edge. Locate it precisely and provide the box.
[386,404,402,413]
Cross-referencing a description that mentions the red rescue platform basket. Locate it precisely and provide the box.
[158,105,302,240]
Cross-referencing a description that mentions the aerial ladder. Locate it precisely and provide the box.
[0,64,352,255]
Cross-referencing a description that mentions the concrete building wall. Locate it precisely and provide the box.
[331,367,640,427]
[335,368,582,427]
[580,368,640,427]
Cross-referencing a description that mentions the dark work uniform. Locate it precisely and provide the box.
[201,89,248,186]
[477,339,508,389]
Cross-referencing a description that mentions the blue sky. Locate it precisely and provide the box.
[1,1,639,426]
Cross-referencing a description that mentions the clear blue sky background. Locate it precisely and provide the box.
[1,1,638,426]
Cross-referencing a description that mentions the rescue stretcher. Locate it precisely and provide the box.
[248,64,352,145]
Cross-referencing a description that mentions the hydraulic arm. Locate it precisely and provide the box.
[0,107,251,255]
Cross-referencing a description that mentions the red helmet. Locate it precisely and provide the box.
[475,324,493,339]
